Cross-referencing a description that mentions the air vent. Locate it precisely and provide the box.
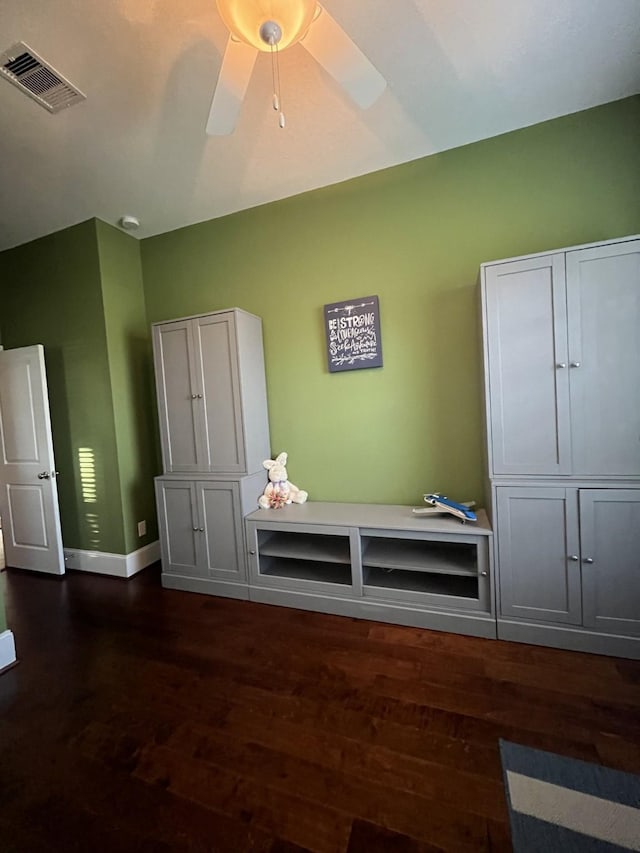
[0,42,85,113]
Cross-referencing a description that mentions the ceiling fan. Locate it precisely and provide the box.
[207,0,387,135]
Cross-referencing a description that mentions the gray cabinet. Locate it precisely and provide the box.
[496,486,640,639]
[153,309,270,475]
[156,472,265,597]
[495,487,581,625]
[245,503,495,638]
[152,308,271,597]
[482,238,640,478]
[155,478,244,582]
[482,235,640,658]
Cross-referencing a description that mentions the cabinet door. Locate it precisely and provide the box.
[155,480,201,576]
[197,481,246,580]
[580,490,640,635]
[496,487,581,624]
[566,240,640,476]
[153,320,204,472]
[484,255,571,475]
[194,314,246,473]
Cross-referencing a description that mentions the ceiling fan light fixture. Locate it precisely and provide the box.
[207,1,387,136]
[216,0,316,51]
[259,21,282,47]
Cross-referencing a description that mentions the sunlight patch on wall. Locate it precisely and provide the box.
[78,447,97,503]
[78,447,100,547]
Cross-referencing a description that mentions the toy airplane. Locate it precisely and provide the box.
[413,493,477,523]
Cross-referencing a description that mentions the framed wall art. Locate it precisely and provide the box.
[324,295,383,373]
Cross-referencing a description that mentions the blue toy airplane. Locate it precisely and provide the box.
[413,493,477,523]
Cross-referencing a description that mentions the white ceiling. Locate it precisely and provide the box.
[1,0,639,252]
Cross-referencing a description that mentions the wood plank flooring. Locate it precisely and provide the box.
[1,565,639,852]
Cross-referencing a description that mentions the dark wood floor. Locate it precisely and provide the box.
[1,566,639,853]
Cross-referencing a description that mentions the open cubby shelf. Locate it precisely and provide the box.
[259,555,352,586]
[257,531,351,564]
[363,566,479,599]
[361,537,477,576]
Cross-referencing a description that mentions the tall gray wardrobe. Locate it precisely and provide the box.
[480,234,640,658]
[152,309,270,598]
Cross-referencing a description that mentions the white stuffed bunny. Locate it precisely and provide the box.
[258,451,308,509]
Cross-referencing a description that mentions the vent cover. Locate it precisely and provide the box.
[0,42,85,113]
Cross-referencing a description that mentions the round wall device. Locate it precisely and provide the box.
[119,215,140,231]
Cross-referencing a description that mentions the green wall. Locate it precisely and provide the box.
[141,96,640,507]
[0,95,637,579]
[0,221,123,552]
[96,221,159,552]
[0,220,157,556]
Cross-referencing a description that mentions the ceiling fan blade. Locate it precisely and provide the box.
[206,36,258,136]
[301,6,386,109]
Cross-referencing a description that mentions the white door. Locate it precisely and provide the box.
[0,345,64,574]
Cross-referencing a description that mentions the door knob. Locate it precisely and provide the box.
[583,557,594,564]
[37,471,50,479]
[556,362,567,369]
[568,555,579,561]
[192,526,198,532]
[570,361,581,368]
[191,394,197,399]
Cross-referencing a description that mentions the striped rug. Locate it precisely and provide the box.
[500,740,640,852]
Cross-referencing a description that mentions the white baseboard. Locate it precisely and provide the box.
[0,629,16,670]
[125,541,161,576]
[64,540,160,579]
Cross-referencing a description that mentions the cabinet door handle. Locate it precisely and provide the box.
[199,527,204,532]
[249,549,256,555]
[190,394,197,399]
[568,554,579,561]
[570,361,581,368]
[556,362,567,369]
[583,556,594,564]
[192,526,198,532]
[480,570,488,577]
[197,394,203,399]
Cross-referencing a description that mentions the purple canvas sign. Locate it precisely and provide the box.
[324,295,383,373]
